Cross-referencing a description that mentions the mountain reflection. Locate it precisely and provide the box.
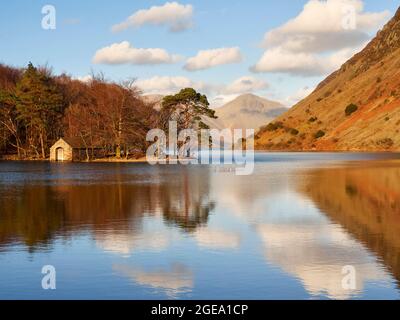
[0,158,399,299]
[300,161,400,286]
[0,164,214,251]
[208,161,400,298]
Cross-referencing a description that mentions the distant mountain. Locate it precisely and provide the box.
[213,93,287,131]
[255,7,400,151]
[141,93,287,132]
[141,94,164,103]
[141,94,164,111]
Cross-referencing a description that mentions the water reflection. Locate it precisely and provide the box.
[0,157,399,299]
[113,263,194,299]
[194,228,241,250]
[208,160,400,298]
[256,213,389,299]
[96,231,171,256]
[207,162,400,298]
[300,161,400,287]
[0,164,214,251]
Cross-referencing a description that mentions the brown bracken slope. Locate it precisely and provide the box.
[255,7,400,151]
[300,163,400,283]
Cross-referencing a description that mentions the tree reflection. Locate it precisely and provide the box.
[0,186,65,251]
[161,168,215,232]
[0,164,214,250]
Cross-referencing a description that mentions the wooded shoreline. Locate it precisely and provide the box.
[1,150,399,163]
[1,63,216,161]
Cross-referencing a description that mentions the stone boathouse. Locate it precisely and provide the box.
[50,138,102,161]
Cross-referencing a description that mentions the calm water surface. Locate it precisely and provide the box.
[0,153,400,299]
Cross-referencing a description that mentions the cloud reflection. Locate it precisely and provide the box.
[96,230,170,256]
[113,263,193,298]
[194,228,241,250]
[257,210,389,299]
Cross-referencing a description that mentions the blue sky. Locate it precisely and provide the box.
[0,0,398,107]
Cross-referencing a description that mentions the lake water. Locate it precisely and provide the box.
[0,153,400,300]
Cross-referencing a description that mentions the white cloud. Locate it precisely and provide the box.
[326,45,364,68]
[73,75,93,83]
[210,94,240,108]
[251,47,327,76]
[252,45,361,77]
[284,86,315,106]
[209,76,269,106]
[136,75,270,107]
[112,2,193,33]
[223,76,269,94]
[135,76,208,95]
[93,41,181,65]
[252,0,390,76]
[252,47,359,76]
[262,0,388,52]
[136,75,268,95]
[184,47,243,71]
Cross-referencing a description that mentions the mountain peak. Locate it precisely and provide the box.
[228,93,281,106]
[213,93,287,131]
[236,93,261,99]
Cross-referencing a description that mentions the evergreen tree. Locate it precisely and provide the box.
[15,63,64,158]
[161,88,217,131]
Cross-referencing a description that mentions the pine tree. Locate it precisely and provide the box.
[15,63,64,158]
[161,88,217,131]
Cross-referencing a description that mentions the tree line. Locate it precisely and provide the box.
[0,62,216,160]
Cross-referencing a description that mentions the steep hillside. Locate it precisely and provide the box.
[255,7,400,151]
[215,93,287,131]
